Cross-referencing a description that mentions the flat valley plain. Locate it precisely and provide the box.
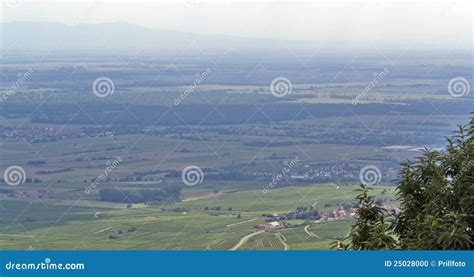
[0,51,472,249]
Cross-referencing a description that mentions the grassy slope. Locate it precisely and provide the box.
[0,184,395,250]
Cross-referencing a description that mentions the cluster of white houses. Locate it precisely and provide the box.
[253,205,400,231]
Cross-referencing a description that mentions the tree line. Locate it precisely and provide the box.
[99,185,181,203]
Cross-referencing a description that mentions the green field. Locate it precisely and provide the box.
[0,184,395,250]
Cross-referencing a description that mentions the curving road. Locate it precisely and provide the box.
[304,225,320,238]
[229,230,264,250]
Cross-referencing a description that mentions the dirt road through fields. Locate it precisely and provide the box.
[304,225,320,238]
[182,192,223,202]
[93,226,113,234]
[276,233,289,250]
[229,230,264,250]
[226,218,258,227]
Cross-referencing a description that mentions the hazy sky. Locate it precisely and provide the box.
[2,0,472,50]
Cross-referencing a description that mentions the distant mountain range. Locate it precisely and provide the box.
[1,21,316,52]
